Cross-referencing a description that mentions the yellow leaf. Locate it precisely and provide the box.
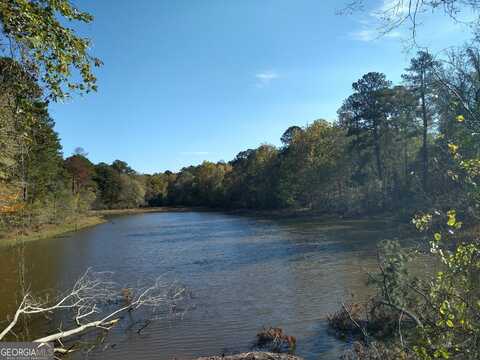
[448,143,459,154]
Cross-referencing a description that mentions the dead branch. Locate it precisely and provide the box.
[377,300,424,328]
[341,301,370,342]
[0,268,188,353]
[340,0,480,45]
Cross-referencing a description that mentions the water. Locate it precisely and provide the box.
[0,211,410,359]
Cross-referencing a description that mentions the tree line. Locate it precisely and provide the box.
[115,50,479,217]
[2,48,480,234]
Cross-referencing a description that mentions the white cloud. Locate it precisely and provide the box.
[349,29,401,42]
[349,29,377,42]
[180,151,209,156]
[255,70,279,87]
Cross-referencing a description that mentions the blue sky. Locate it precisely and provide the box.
[50,0,473,173]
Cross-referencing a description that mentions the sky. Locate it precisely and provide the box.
[50,0,474,173]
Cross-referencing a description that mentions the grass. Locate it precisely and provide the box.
[0,215,106,247]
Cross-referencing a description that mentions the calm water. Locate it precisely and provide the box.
[0,212,411,360]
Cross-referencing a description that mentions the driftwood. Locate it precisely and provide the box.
[195,352,303,360]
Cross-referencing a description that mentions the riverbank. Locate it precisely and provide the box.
[91,206,210,217]
[0,216,105,247]
[0,207,208,247]
[224,206,408,223]
[0,206,416,248]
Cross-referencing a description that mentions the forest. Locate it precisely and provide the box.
[1,0,480,359]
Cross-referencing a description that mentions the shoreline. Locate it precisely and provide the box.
[0,207,208,247]
[0,206,414,248]
[91,206,211,217]
[0,216,106,247]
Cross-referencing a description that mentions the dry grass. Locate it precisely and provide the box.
[0,216,105,247]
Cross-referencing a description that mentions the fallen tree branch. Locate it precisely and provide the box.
[34,319,119,343]
[0,269,188,353]
[0,294,29,341]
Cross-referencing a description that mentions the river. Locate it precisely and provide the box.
[0,211,413,360]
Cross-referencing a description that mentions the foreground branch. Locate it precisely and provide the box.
[0,269,188,353]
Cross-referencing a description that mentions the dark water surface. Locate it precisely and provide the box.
[0,212,411,360]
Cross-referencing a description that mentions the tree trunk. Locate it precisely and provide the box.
[420,76,429,191]
[373,124,383,181]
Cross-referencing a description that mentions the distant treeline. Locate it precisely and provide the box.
[123,51,477,218]
[2,49,479,232]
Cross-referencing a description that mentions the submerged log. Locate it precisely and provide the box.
[195,352,303,360]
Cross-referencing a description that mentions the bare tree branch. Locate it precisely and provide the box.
[340,0,480,45]
[0,269,188,354]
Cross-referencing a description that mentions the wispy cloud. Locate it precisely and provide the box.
[350,28,402,42]
[349,29,377,42]
[180,151,210,156]
[255,70,279,87]
[349,0,406,42]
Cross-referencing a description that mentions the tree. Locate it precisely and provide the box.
[73,147,89,157]
[403,51,439,190]
[145,173,169,206]
[93,163,122,209]
[168,169,195,206]
[0,0,102,100]
[117,174,146,209]
[278,120,350,210]
[388,85,420,183]
[339,72,392,181]
[0,57,44,199]
[280,126,303,146]
[436,47,480,147]
[64,155,94,195]
[111,160,136,175]
[0,1,101,230]
[0,57,72,227]
[25,116,63,195]
[194,161,230,207]
[225,145,280,209]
